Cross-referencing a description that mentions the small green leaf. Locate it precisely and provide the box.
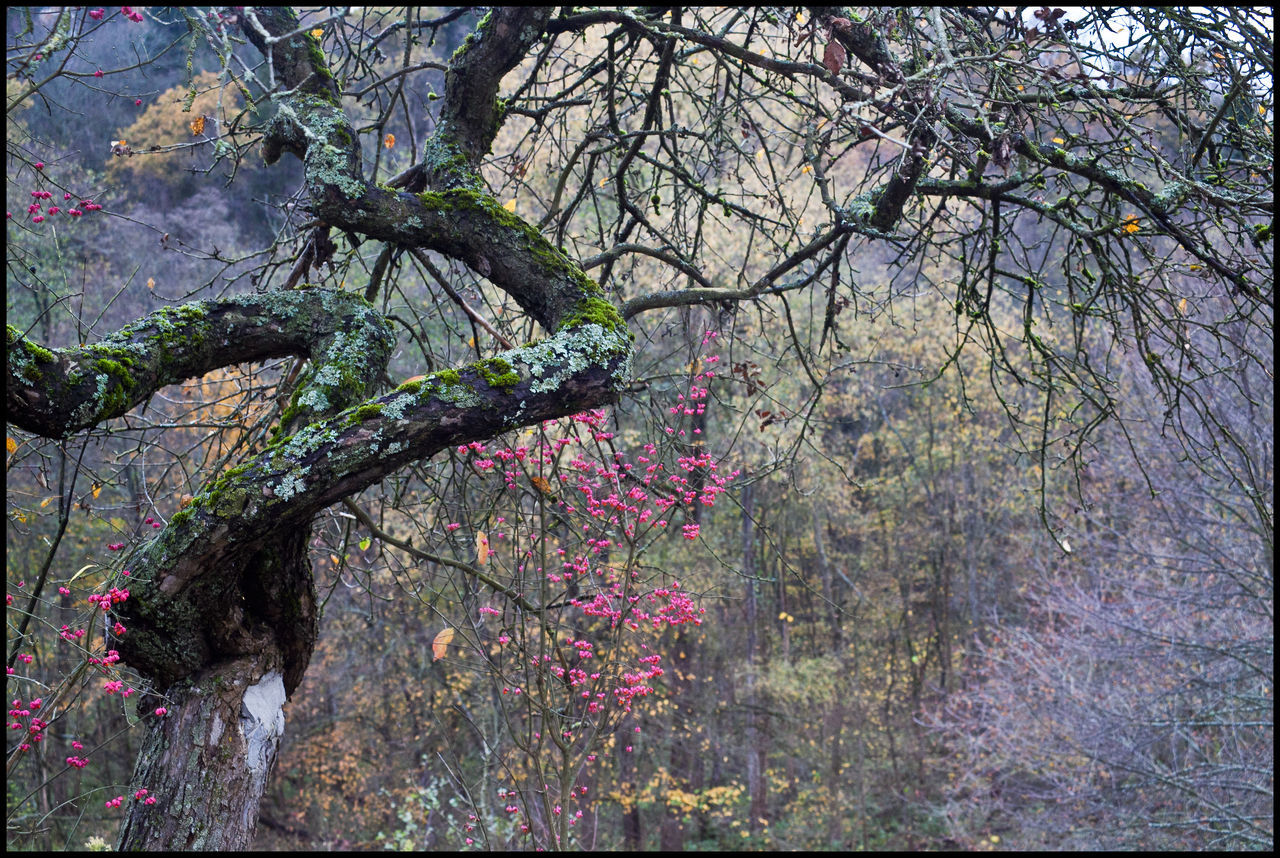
[359,537,371,551]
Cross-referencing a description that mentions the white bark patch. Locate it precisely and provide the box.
[239,670,286,778]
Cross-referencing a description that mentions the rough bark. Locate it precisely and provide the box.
[113,656,290,850]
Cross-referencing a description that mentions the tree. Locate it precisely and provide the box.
[7,6,1271,850]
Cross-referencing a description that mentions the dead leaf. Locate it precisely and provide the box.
[823,39,847,75]
[476,531,490,566]
[432,627,455,661]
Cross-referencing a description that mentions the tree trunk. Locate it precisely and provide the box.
[115,654,288,849]
[741,480,767,836]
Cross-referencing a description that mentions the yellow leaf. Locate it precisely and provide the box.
[15,512,26,524]
[5,436,16,455]
[1052,137,1065,144]
[311,28,324,39]
[432,627,455,661]
[41,497,52,508]
[146,277,155,290]
[1178,297,1187,315]
[1121,215,1140,235]
[503,198,517,213]
[384,133,395,149]
[476,531,490,566]
[92,483,102,499]
[755,148,765,160]
[190,114,205,135]
[69,563,98,585]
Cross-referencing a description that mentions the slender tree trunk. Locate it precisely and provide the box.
[659,628,696,850]
[741,481,767,835]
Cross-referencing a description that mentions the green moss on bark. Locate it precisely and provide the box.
[474,357,519,393]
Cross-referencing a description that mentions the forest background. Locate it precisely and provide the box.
[6,6,1272,851]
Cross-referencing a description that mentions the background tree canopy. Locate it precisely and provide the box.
[6,6,1272,851]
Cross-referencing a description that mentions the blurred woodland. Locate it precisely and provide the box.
[6,7,1272,851]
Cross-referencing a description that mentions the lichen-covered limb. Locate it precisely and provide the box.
[242,8,610,333]
[113,317,630,689]
[6,289,393,439]
[434,7,555,168]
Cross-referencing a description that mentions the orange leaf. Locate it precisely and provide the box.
[432,627,456,661]
[530,476,554,497]
[190,115,206,135]
[5,436,16,455]
[384,133,395,149]
[476,531,490,565]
